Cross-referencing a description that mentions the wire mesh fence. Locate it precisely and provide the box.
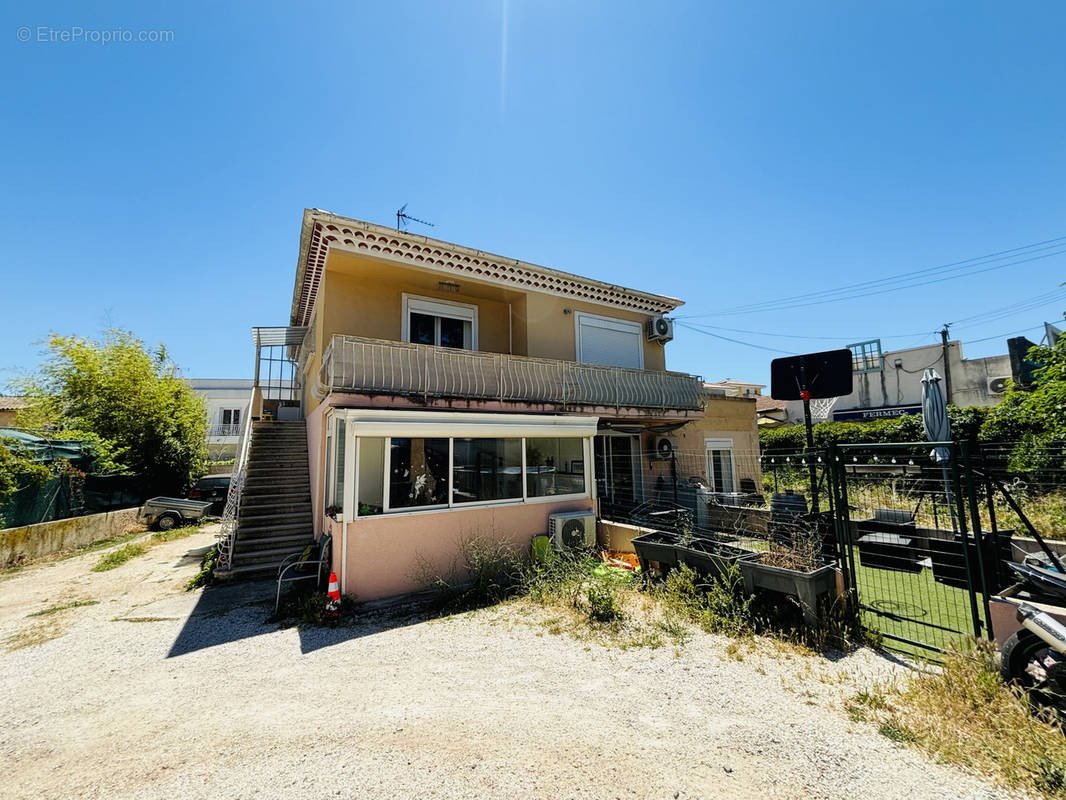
[599,438,1064,660]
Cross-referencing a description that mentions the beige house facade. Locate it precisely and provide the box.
[260,210,758,601]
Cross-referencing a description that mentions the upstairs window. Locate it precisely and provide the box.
[847,339,883,373]
[575,312,643,369]
[403,294,478,350]
[221,408,241,426]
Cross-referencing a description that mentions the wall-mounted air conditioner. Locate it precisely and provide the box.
[548,510,596,550]
[646,316,674,343]
[652,436,677,461]
[987,376,1010,395]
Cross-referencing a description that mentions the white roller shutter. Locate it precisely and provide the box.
[575,313,644,369]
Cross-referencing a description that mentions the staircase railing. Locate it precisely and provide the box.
[215,388,256,573]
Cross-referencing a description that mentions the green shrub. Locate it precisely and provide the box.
[657,564,754,637]
[585,582,624,623]
[424,537,521,612]
[185,545,217,590]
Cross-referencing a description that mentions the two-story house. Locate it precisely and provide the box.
[223,210,759,600]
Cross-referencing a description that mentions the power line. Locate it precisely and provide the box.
[961,325,1044,345]
[949,286,1066,328]
[675,235,1066,318]
[674,321,796,355]
[672,285,1066,346]
[671,320,932,342]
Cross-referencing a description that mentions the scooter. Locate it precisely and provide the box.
[1000,603,1066,713]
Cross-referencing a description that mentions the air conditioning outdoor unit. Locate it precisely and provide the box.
[646,315,674,343]
[987,376,1010,395]
[548,510,597,550]
[653,436,678,461]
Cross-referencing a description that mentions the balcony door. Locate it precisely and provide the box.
[402,294,478,351]
[594,434,642,515]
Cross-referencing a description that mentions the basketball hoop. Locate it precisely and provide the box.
[809,396,838,422]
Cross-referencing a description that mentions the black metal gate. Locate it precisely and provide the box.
[827,441,1002,659]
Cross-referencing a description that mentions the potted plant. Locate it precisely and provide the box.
[631,529,683,579]
[677,535,758,582]
[739,523,838,627]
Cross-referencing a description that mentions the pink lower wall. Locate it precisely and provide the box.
[338,497,594,601]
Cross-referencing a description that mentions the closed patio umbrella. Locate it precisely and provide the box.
[921,369,957,530]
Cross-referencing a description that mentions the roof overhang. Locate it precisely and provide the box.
[289,209,684,327]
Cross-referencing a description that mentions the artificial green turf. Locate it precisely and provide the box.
[848,546,985,660]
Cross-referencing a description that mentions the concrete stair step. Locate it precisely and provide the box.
[237,521,312,537]
[239,499,312,512]
[238,512,312,528]
[240,488,311,501]
[237,529,314,545]
[235,534,314,552]
[231,544,315,563]
[242,477,310,488]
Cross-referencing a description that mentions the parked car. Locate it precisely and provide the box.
[188,474,231,515]
[139,497,214,531]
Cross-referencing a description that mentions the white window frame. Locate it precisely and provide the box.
[401,293,479,351]
[335,411,597,520]
[704,437,737,494]
[324,413,336,517]
[574,311,644,369]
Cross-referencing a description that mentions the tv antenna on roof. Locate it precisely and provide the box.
[396,204,435,231]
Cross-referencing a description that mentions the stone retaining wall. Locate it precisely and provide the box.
[1,507,144,566]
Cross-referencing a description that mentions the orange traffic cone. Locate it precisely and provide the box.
[325,572,341,620]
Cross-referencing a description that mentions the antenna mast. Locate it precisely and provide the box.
[396,204,435,231]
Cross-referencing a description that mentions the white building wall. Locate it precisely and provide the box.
[186,379,254,460]
[781,340,1013,422]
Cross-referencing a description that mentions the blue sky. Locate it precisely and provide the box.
[2,1,1064,389]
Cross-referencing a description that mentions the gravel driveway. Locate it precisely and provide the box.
[0,526,1020,800]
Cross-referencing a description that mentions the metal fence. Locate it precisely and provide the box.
[600,439,1063,661]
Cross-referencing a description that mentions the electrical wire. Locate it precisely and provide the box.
[671,284,1065,350]
[675,236,1066,318]
[961,325,1045,345]
[673,321,796,355]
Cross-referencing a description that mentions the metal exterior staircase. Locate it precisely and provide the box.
[226,421,314,578]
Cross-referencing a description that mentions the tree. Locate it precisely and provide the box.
[15,330,207,495]
[980,336,1066,475]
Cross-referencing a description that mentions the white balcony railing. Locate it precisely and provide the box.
[320,334,705,411]
[208,424,241,438]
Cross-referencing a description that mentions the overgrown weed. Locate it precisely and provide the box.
[91,542,148,571]
[27,599,98,617]
[856,641,1066,798]
[185,545,217,590]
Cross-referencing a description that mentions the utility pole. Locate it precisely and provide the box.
[940,325,953,405]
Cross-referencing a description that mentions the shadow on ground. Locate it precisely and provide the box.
[167,579,435,658]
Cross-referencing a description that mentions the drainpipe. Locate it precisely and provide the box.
[508,303,513,355]
[940,326,953,405]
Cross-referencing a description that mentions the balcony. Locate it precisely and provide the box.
[319,334,705,411]
[207,424,241,438]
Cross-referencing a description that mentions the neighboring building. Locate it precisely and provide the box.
[0,396,28,428]
[704,379,764,398]
[187,379,253,462]
[755,395,789,428]
[781,336,1032,424]
[229,209,760,598]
